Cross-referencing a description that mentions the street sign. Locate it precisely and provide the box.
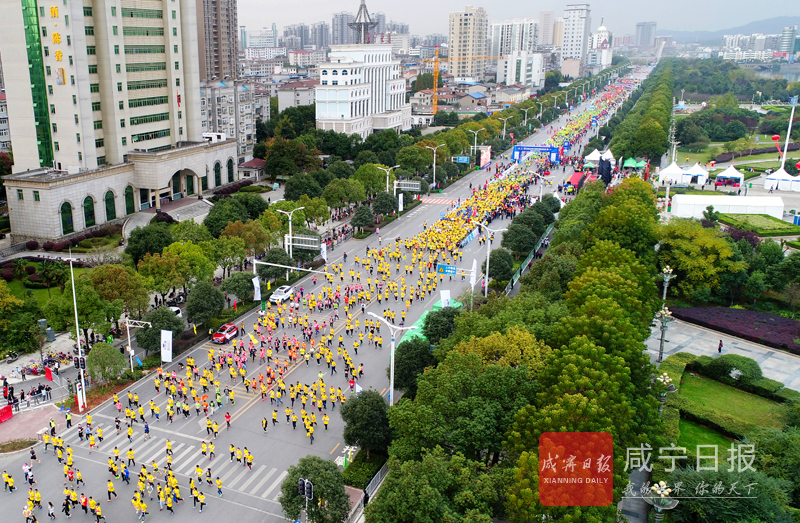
[456,156,470,164]
[396,180,421,192]
[436,264,457,275]
[288,235,320,249]
[563,140,571,151]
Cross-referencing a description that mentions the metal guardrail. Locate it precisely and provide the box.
[344,462,389,523]
[505,223,554,295]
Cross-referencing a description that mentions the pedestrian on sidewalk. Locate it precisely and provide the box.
[718,340,723,354]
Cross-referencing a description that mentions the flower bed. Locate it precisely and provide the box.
[671,306,800,354]
[717,213,800,237]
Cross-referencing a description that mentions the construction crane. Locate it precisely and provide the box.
[422,51,504,114]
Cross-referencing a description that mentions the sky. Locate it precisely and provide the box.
[238,0,796,38]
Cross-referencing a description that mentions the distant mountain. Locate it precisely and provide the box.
[658,16,800,44]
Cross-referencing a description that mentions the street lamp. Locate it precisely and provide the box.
[367,312,417,406]
[425,144,444,189]
[655,306,674,363]
[536,101,544,121]
[643,481,679,522]
[376,164,400,192]
[275,206,305,259]
[553,93,564,110]
[658,265,677,304]
[521,107,533,126]
[67,249,88,412]
[497,117,510,140]
[654,373,677,417]
[470,220,508,297]
[467,128,484,158]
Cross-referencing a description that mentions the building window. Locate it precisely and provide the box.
[127,79,168,90]
[130,112,169,125]
[95,138,104,148]
[131,128,170,143]
[129,96,168,108]
[72,95,77,105]
[76,133,80,143]
[173,44,178,53]
[124,45,165,54]
[175,78,180,86]
[61,202,74,234]
[97,156,106,165]
[171,10,176,19]
[120,119,125,128]
[44,47,49,57]
[17,189,23,200]
[48,85,54,95]
[69,55,73,65]
[39,6,44,16]
[126,62,166,72]
[66,35,70,45]
[121,8,162,18]
[93,120,103,129]
[71,75,75,85]
[74,114,79,124]
[83,6,92,16]
[178,111,181,119]
[33,191,40,202]
[119,101,124,109]
[173,27,177,36]
[105,191,116,221]
[117,82,123,92]
[83,196,95,227]
[90,84,100,93]
[122,137,127,146]
[332,81,338,85]
[88,64,98,74]
[116,64,121,73]
[214,162,221,186]
[113,26,118,35]
[86,46,96,55]
[50,104,56,114]
[46,65,51,75]
[42,27,47,37]
[114,45,119,55]
[85,26,94,36]
[174,61,179,70]
[110,6,116,16]
[54,142,59,151]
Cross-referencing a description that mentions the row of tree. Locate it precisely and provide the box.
[669,57,799,100]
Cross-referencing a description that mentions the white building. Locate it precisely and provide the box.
[245,25,278,48]
[586,49,613,74]
[200,80,256,164]
[490,19,538,57]
[539,11,556,45]
[278,80,318,112]
[448,6,489,82]
[315,44,411,139]
[497,51,545,89]
[245,47,288,60]
[0,92,10,153]
[591,21,611,49]
[289,50,328,68]
[561,4,591,70]
[635,21,657,47]
[0,0,237,241]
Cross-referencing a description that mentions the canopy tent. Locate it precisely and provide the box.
[671,195,784,219]
[658,162,686,184]
[583,162,596,168]
[635,160,648,168]
[684,163,709,185]
[601,150,615,161]
[623,158,638,168]
[584,149,602,161]
[764,168,795,191]
[715,166,744,186]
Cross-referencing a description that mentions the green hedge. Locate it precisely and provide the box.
[668,393,756,438]
[687,353,797,403]
[717,214,800,237]
[777,387,800,402]
[342,451,386,489]
[657,351,698,383]
[787,241,800,250]
[354,231,372,239]
[237,185,271,193]
[661,404,681,444]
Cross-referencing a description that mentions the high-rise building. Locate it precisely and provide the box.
[197,0,239,80]
[424,33,447,47]
[0,0,236,241]
[284,24,310,49]
[387,21,410,34]
[0,91,10,154]
[200,79,255,164]
[448,6,489,81]
[332,12,356,45]
[561,4,591,64]
[553,18,564,47]
[316,45,410,138]
[497,51,545,88]
[539,11,555,45]
[635,21,657,47]
[591,19,611,49]
[780,26,797,53]
[311,22,331,49]
[246,25,278,48]
[370,12,386,35]
[490,18,538,57]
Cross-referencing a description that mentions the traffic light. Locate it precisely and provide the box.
[305,481,313,500]
[73,357,79,368]
[80,358,86,369]
[297,479,305,496]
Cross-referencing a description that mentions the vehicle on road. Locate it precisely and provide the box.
[269,285,295,304]
[169,306,183,319]
[212,323,238,344]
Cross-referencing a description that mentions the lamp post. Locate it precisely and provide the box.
[643,481,679,522]
[497,117,510,140]
[376,164,400,192]
[779,96,798,171]
[655,306,674,363]
[521,107,533,126]
[654,373,677,417]
[425,144,444,189]
[275,206,305,259]
[680,89,685,104]
[367,312,417,406]
[467,127,484,153]
[470,220,508,297]
[536,101,544,121]
[68,249,88,412]
[553,93,564,110]
[658,265,677,304]
[124,319,152,372]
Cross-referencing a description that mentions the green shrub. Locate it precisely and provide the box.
[341,451,386,489]
[703,354,763,384]
[658,352,698,382]
[140,354,162,369]
[668,394,756,438]
[354,231,372,239]
[777,388,800,403]
[237,185,271,193]
[661,405,681,443]
[749,377,785,394]
[120,369,144,381]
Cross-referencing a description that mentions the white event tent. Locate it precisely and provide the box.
[658,162,686,184]
[684,163,709,185]
[715,165,744,186]
[764,168,795,191]
[671,195,784,219]
[600,150,616,165]
[584,149,602,162]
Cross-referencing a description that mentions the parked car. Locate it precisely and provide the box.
[169,306,182,319]
[269,285,295,304]
[212,323,238,344]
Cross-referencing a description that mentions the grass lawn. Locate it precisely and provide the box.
[676,148,713,166]
[679,373,786,429]
[6,264,89,308]
[719,213,800,233]
[677,418,735,455]
[657,188,734,197]
[727,150,800,164]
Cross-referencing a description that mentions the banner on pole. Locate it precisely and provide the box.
[252,276,261,301]
[321,243,328,262]
[160,330,173,363]
[441,289,452,308]
[470,259,477,286]
[398,193,404,212]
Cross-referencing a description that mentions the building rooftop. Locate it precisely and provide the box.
[239,158,266,169]
[279,80,319,90]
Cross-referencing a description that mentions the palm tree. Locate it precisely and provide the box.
[51,263,69,294]
[12,258,26,280]
[39,259,57,298]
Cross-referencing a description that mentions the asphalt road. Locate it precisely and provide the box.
[0,94,608,523]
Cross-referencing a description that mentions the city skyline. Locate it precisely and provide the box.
[239,0,796,41]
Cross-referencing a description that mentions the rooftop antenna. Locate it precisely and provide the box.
[348,0,378,44]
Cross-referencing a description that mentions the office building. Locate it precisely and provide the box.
[490,19,538,57]
[200,80,255,164]
[245,25,278,48]
[561,4,591,65]
[197,0,239,80]
[0,0,237,242]
[0,92,10,153]
[635,21,657,47]
[332,12,356,45]
[497,51,545,88]
[284,24,310,50]
[553,18,564,47]
[424,33,447,47]
[780,26,797,53]
[288,50,328,68]
[316,44,411,138]
[310,22,331,49]
[448,6,489,81]
[539,11,555,45]
[370,12,386,35]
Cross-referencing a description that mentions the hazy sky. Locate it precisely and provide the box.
[238,0,795,38]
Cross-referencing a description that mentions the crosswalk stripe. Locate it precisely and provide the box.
[208,457,234,480]
[226,467,251,489]
[171,446,196,471]
[139,446,164,468]
[156,443,184,468]
[260,470,287,499]
[220,462,244,483]
[237,465,266,492]
[249,468,277,495]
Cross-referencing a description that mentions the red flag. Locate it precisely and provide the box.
[45,367,53,382]
[233,301,237,311]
